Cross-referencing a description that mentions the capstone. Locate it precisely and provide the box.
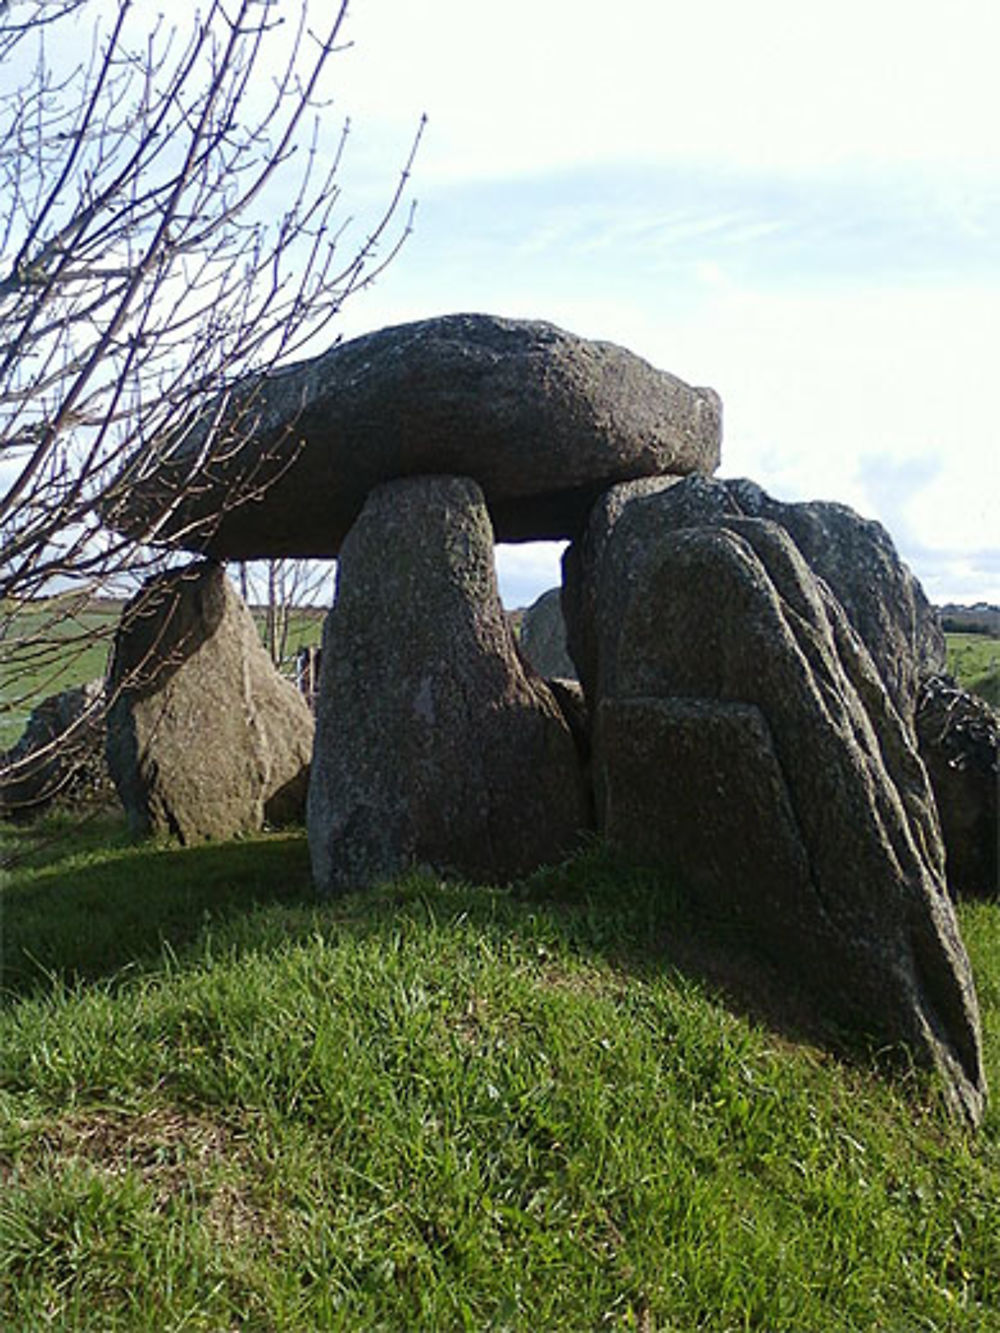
[105,313,721,559]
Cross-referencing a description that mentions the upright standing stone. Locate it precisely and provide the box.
[583,492,985,1124]
[308,475,590,892]
[106,561,314,842]
[564,475,944,725]
[519,588,578,681]
[1,680,108,819]
[916,675,999,900]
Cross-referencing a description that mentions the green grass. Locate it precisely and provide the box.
[0,599,325,750]
[946,633,1000,709]
[0,601,117,750]
[2,825,999,1330]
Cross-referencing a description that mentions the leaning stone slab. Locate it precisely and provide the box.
[592,510,985,1124]
[307,475,591,892]
[564,474,944,724]
[106,313,722,559]
[563,475,684,706]
[720,478,944,718]
[106,561,314,842]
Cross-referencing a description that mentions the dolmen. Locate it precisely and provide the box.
[105,313,988,1124]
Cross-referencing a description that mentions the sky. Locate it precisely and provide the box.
[309,0,999,609]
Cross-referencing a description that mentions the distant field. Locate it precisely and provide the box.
[2,596,997,752]
[0,602,117,750]
[1,599,326,750]
[947,633,1000,709]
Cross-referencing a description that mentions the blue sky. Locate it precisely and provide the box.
[313,0,998,608]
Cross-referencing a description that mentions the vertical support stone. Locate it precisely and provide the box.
[105,560,314,842]
[575,487,985,1124]
[307,475,590,892]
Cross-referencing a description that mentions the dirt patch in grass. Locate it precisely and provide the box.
[530,950,618,998]
[5,1105,229,1192]
[45,1105,225,1169]
[3,1104,281,1249]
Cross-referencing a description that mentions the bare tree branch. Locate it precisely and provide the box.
[1,0,422,813]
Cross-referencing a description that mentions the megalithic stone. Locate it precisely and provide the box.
[563,474,945,727]
[307,475,591,893]
[105,560,314,842]
[104,314,721,559]
[587,503,985,1125]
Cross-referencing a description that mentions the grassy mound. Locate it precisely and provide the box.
[2,823,998,1330]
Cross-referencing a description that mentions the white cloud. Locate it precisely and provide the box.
[46,1,997,608]
[339,0,1000,183]
[494,543,566,610]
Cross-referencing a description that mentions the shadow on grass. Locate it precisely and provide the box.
[1,822,877,1083]
[1,824,315,1000]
